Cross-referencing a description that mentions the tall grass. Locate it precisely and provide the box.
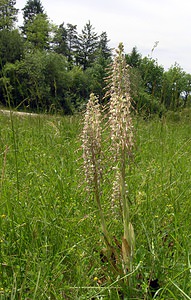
[0,113,84,299]
[0,107,191,299]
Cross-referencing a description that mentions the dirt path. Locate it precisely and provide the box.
[0,109,39,117]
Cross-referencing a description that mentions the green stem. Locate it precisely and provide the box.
[94,167,111,246]
[121,147,130,241]
[121,147,135,273]
[91,147,111,247]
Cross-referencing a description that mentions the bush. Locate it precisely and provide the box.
[135,90,166,117]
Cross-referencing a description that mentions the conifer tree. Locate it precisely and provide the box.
[22,0,44,35]
[22,0,51,50]
[66,23,78,64]
[53,22,68,55]
[0,0,18,30]
[76,21,98,70]
[23,0,44,24]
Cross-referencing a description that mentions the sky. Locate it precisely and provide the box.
[15,0,191,73]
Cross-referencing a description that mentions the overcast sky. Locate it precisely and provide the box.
[16,0,191,73]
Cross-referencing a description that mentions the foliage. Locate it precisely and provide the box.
[182,73,191,107]
[67,66,90,109]
[76,21,99,70]
[0,29,24,67]
[24,13,51,50]
[1,51,74,113]
[22,0,44,32]
[52,22,68,56]
[98,31,112,60]
[135,90,166,116]
[84,52,111,99]
[0,0,18,30]
[0,0,190,114]
[125,46,141,68]
[65,23,79,65]
[52,22,78,66]
[162,63,187,109]
[139,56,164,98]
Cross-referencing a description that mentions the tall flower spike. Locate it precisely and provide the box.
[81,93,111,249]
[106,43,135,273]
[81,93,102,191]
[108,43,134,158]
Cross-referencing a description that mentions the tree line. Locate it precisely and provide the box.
[0,0,191,115]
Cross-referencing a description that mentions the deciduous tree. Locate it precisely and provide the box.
[0,29,23,67]
[162,63,186,109]
[24,13,51,50]
[139,56,164,98]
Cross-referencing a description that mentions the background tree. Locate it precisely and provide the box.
[43,51,72,113]
[125,47,165,115]
[52,22,68,55]
[84,32,112,99]
[0,1,190,116]
[0,0,20,106]
[0,0,18,30]
[181,73,191,107]
[24,13,51,50]
[22,0,44,35]
[98,31,111,60]
[162,63,186,109]
[22,0,44,24]
[139,56,164,98]
[52,22,78,66]
[67,66,90,109]
[125,46,141,68]
[66,23,78,65]
[76,21,98,70]
[2,51,73,113]
[4,51,49,109]
[0,29,24,67]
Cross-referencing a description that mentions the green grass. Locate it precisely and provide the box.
[0,110,191,299]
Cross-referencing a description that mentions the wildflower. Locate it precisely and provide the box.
[106,43,135,273]
[81,44,136,277]
[81,93,102,191]
[81,93,111,249]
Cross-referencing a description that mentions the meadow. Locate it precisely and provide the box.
[0,109,191,299]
